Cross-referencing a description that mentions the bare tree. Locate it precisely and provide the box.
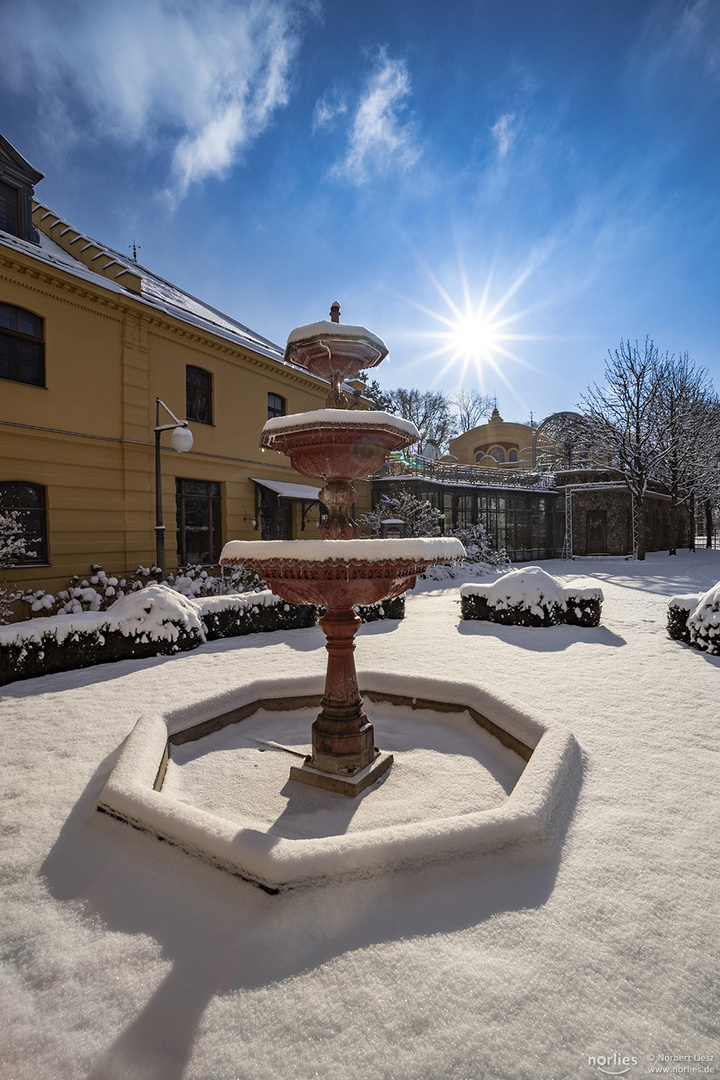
[581,338,668,560]
[375,387,456,455]
[450,389,494,433]
[655,354,719,555]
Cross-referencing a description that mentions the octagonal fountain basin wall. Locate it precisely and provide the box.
[96,672,581,893]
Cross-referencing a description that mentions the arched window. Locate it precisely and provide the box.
[0,482,48,563]
[0,304,45,386]
[508,449,518,463]
[489,446,505,463]
[186,366,213,424]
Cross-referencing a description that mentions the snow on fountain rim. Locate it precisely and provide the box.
[262,408,419,440]
[220,537,466,565]
[96,671,580,891]
[286,320,387,353]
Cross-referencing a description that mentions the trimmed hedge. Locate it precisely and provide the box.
[460,593,564,627]
[199,597,317,641]
[355,595,405,623]
[668,583,720,655]
[666,595,700,643]
[0,622,202,686]
[0,586,405,686]
[563,591,603,628]
[0,587,318,687]
[460,568,603,629]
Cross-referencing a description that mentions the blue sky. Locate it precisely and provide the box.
[1,0,719,422]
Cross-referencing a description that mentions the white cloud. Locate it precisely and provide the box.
[312,90,348,133]
[491,113,516,161]
[328,50,421,183]
[0,0,309,203]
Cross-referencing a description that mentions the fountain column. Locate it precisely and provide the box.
[312,605,375,773]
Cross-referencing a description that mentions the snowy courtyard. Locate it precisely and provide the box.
[1,551,718,1080]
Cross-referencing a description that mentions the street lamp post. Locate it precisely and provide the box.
[154,398,193,577]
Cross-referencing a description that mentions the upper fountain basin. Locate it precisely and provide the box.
[261,410,419,481]
[284,321,388,382]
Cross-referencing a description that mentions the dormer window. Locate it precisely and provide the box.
[0,135,44,244]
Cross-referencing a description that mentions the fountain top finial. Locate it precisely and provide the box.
[330,301,341,323]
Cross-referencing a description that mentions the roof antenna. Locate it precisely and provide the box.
[330,300,341,323]
[129,241,140,262]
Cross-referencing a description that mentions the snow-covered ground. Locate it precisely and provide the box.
[1,551,718,1080]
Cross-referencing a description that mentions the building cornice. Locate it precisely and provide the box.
[0,244,329,393]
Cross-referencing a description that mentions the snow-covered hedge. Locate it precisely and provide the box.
[197,591,317,640]
[0,584,407,685]
[354,595,405,622]
[460,567,603,628]
[0,586,316,686]
[688,583,720,654]
[666,594,702,643]
[669,584,720,654]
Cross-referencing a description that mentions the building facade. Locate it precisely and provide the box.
[1,136,369,598]
[372,461,685,561]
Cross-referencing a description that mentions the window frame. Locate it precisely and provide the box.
[0,303,45,387]
[267,392,286,420]
[186,365,213,425]
[0,481,48,564]
[175,478,222,566]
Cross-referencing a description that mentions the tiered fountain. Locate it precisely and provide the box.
[220,303,464,795]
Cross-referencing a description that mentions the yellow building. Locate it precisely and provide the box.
[447,406,536,468]
[0,135,369,598]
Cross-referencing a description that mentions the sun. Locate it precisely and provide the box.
[447,311,501,363]
[400,257,546,410]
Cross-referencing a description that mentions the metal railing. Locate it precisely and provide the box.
[373,452,559,490]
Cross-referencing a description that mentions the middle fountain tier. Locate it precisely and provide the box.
[221,304,464,795]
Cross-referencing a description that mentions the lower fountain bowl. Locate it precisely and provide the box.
[219,537,466,608]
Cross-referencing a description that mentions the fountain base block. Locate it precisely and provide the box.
[289,749,394,797]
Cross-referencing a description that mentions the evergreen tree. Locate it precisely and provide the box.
[360,493,443,537]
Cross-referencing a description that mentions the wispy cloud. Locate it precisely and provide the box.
[323,50,421,183]
[490,113,517,161]
[312,89,348,133]
[632,0,720,89]
[0,0,310,204]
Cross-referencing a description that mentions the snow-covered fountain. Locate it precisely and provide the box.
[97,305,580,892]
[219,302,464,795]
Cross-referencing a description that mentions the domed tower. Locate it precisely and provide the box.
[448,405,534,468]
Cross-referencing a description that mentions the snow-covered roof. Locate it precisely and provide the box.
[250,478,321,501]
[1,205,288,367]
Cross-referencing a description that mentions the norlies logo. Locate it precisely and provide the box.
[588,1053,638,1075]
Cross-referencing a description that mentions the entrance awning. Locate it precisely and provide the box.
[251,477,321,502]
